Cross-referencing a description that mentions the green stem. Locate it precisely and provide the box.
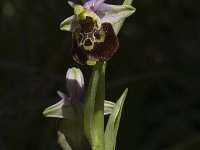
[93,61,106,150]
[84,61,106,150]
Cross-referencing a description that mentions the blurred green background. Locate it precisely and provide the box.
[1,0,200,149]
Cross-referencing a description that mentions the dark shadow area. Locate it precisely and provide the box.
[1,0,200,149]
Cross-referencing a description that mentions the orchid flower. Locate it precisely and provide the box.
[43,67,115,119]
[60,0,135,65]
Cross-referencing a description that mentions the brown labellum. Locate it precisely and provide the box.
[71,16,119,65]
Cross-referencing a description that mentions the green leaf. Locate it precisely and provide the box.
[104,88,128,150]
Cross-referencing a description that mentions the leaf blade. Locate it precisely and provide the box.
[104,88,128,150]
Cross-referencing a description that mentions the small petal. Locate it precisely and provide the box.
[68,1,77,8]
[66,68,84,101]
[57,91,69,100]
[60,15,80,32]
[97,4,136,24]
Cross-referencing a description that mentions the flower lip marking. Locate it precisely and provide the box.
[84,39,93,46]
[74,5,105,52]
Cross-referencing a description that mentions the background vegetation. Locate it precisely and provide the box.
[1,0,200,149]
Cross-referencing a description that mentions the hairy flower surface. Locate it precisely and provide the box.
[60,0,135,65]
